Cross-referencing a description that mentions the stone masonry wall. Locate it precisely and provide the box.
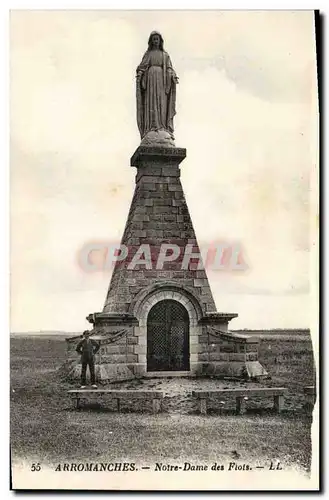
[197,327,259,363]
[103,149,217,315]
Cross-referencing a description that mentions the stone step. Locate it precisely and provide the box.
[144,370,191,378]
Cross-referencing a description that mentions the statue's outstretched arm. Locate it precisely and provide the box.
[165,54,179,94]
[167,54,179,84]
[136,51,149,76]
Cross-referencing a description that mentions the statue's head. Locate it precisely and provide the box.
[148,31,164,51]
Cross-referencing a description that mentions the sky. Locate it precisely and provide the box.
[10,10,318,332]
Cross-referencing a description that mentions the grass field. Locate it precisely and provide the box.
[10,333,316,475]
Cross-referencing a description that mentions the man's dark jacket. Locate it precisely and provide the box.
[76,338,100,361]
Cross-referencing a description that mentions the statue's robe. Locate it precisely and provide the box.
[136,49,177,138]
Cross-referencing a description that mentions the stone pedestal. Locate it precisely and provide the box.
[63,145,267,383]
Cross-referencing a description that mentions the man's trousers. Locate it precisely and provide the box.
[81,357,96,385]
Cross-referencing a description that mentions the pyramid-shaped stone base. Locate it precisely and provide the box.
[63,145,267,383]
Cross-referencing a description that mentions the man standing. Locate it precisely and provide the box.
[76,330,100,388]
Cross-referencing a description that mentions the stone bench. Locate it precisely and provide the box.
[192,388,288,415]
[67,389,164,413]
[303,386,316,406]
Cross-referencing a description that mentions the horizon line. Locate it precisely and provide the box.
[10,327,311,336]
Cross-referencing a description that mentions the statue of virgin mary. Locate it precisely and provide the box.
[136,31,178,146]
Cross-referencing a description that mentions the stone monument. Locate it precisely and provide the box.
[64,32,267,383]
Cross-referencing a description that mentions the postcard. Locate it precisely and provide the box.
[10,9,319,491]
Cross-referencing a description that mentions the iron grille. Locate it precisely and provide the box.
[147,299,190,371]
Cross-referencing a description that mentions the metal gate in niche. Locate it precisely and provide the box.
[147,299,190,372]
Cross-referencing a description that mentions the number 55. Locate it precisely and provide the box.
[31,463,41,471]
